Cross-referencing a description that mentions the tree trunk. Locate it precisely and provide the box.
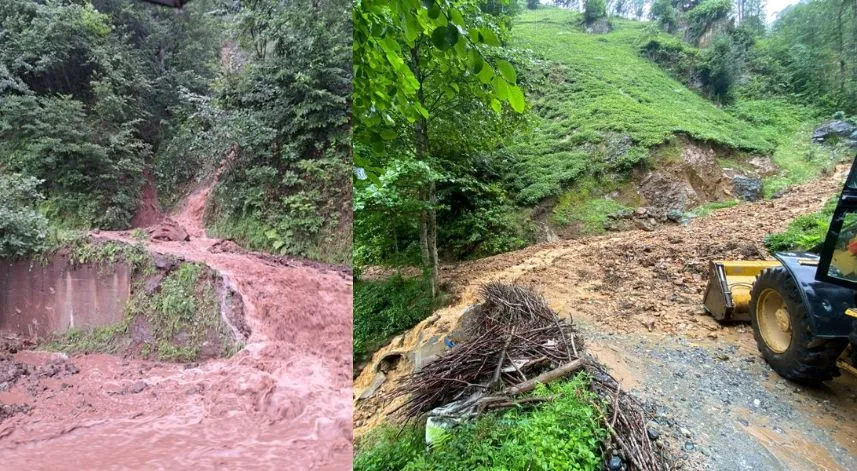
[411,45,438,298]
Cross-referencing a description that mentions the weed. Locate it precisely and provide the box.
[354,374,607,470]
[765,198,837,252]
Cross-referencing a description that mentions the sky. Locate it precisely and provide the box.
[766,0,801,23]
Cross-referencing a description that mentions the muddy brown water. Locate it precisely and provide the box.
[0,182,352,469]
[355,166,857,468]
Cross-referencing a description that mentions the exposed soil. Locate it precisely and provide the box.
[0,180,352,468]
[355,164,857,469]
[130,169,165,229]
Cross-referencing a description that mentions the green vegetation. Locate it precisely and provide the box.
[354,0,527,294]
[765,198,838,252]
[0,0,220,230]
[47,260,237,362]
[355,375,607,470]
[0,0,351,263]
[353,275,434,360]
[190,0,352,263]
[553,184,631,234]
[0,173,48,258]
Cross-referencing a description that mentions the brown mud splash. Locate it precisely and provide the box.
[0,181,352,469]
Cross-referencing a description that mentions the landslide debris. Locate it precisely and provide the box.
[390,283,669,470]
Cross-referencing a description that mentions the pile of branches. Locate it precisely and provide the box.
[392,282,666,471]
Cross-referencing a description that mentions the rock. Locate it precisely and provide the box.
[680,427,692,438]
[608,455,623,471]
[666,210,683,223]
[585,17,612,34]
[812,120,857,143]
[647,421,661,440]
[748,156,778,176]
[684,441,695,451]
[147,218,190,242]
[633,218,657,232]
[753,398,761,408]
[151,253,178,270]
[732,176,762,201]
[129,381,148,394]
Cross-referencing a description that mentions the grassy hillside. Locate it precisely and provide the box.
[505,8,820,213]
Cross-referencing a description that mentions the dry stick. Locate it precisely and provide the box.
[490,328,515,388]
[506,359,584,396]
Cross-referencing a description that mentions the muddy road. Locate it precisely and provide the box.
[355,166,857,469]
[0,182,352,469]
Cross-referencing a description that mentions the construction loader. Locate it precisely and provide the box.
[703,157,857,383]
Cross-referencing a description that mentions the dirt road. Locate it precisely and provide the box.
[0,182,353,469]
[355,166,857,469]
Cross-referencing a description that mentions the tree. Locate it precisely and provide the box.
[584,0,607,22]
[650,0,678,32]
[353,0,525,296]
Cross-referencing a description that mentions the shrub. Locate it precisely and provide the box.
[353,275,434,360]
[0,173,48,258]
[584,0,607,23]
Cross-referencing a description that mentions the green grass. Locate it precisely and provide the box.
[764,197,837,252]
[762,123,852,198]
[355,375,607,471]
[353,275,435,361]
[553,188,630,234]
[507,8,778,205]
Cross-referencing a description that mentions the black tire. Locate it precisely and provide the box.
[749,267,847,384]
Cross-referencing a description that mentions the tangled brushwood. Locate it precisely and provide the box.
[391,282,667,471]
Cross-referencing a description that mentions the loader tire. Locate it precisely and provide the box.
[749,267,847,384]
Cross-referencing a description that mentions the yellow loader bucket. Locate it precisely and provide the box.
[703,260,782,322]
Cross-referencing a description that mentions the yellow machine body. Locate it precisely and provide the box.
[703,260,783,322]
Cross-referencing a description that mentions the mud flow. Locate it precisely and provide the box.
[355,166,857,469]
[0,181,352,469]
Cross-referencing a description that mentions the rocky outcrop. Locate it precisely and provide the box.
[812,120,857,147]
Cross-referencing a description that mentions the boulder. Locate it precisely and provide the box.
[147,218,190,242]
[732,176,762,202]
[812,120,857,143]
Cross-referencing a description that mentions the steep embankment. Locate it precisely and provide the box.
[355,166,857,469]
[508,8,822,237]
[0,183,352,468]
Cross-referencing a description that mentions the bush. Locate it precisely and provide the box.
[0,173,48,258]
[353,275,434,360]
[355,375,607,470]
[583,0,607,23]
[527,0,539,9]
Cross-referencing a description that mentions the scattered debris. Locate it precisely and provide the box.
[390,282,668,470]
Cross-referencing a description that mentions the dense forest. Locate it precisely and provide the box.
[0,0,351,263]
[352,0,857,389]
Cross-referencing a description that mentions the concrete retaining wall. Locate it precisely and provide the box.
[0,256,131,339]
